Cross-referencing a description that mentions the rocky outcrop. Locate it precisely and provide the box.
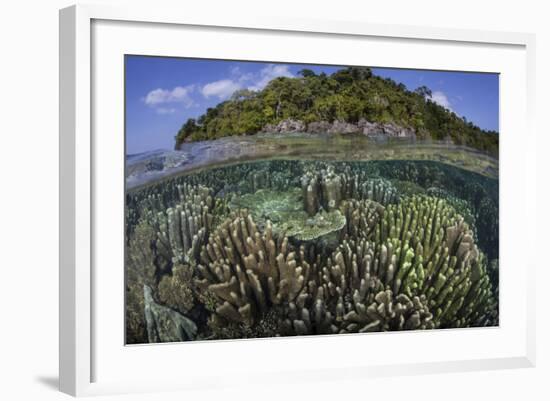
[307,120,359,134]
[262,119,306,133]
[262,118,416,139]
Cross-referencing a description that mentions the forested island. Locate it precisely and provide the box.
[175,67,498,156]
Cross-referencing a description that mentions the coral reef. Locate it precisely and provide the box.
[148,184,215,265]
[229,188,303,224]
[360,178,400,205]
[125,159,499,343]
[158,264,196,314]
[300,165,399,219]
[276,193,498,336]
[426,187,477,239]
[300,166,340,215]
[372,196,497,327]
[196,212,311,326]
[126,221,158,344]
[340,199,384,240]
[144,285,198,343]
[284,209,346,242]
[344,290,435,332]
[476,197,499,260]
[229,187,347,244]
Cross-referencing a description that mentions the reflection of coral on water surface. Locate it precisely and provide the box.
[125,159,499,344]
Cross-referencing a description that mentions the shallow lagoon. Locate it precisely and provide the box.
[125,147,499,344]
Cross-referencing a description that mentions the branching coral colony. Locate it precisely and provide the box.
[125,160,499,343]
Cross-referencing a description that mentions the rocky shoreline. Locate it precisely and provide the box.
[261,118,417,138]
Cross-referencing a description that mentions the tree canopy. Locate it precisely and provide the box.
[175,67,498,155]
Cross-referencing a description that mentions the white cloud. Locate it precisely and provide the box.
[155,107,177,115]
[199,64,295,100]
[201,79,242,100]
[247,64,294,91]
[429,91,453,111]
[143,85,195,113]
[230,66,241,76]
[230,66,254,84]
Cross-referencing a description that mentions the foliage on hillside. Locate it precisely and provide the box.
[175,67,498,155]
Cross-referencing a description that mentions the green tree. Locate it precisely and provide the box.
[298,69,316,78]
[414,86,432,99]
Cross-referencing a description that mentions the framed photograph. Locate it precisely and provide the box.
[59,4,536,396]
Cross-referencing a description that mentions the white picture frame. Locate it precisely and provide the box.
[59,4,536,397]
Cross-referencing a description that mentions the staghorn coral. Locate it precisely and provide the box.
[276,236,436,335]
[426,186,477,237]
[126,184,221,344]
[196,212,311,327]
[301,169,322,216]
[278,197,497,336]
[126,159,499,343]
[151,183,215,265]
[344,290,435,332]
[195,195,497,338]
[371,195,497,327]
[301,165,399,219]
[339,198,385,240]
[283,195,496,335]
[360,177,400,205]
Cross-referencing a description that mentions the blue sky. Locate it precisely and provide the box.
[125,56,499,154]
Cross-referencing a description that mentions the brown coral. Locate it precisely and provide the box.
[197,212,311,326]
[157,264,196,314]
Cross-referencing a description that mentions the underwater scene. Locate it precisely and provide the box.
[125,57,499,344]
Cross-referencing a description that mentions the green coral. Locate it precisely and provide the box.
[426,186,477,235]
[372,195,497,327]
